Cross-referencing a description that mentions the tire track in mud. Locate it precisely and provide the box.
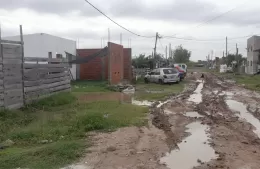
[151,81,199,150]
[194,74,260,169]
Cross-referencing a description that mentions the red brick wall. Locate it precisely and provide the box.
[108,42,124,85]
[123,48,132,81]
[77,44,129,84]
[77,49,108,80]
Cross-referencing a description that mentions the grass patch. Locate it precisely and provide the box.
[0,91,148,169]
[212,72,260,91]
[0,140,85,169]
[135,81,185,101]
[26,92,77,110]
[233,75,260,91]
[71,80,110,93]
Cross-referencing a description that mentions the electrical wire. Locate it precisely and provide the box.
[158,38,164,50]
[162,33,257,42]
[83,0,154,38]
[162,0,248,37]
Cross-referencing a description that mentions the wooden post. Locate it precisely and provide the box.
[20,25,25,106]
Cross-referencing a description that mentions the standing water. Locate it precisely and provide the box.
[226,100,260,138]
[188,82,204,104]
[160,122,217,169]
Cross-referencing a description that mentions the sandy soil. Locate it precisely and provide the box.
[67,73,260,169]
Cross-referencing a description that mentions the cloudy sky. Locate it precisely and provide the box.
[0,0,259,61]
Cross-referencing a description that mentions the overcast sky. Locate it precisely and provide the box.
[0,0,259,61]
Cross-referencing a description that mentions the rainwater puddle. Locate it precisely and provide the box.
[79,92,153,107]
[188,82,204,104]
[184,112,204,118]
[60,164,91,169]
[79,93,132,103]
[219,91,234,96]
[226,100,260,138]
[160,122,217,169]
[157,100,170,108]
[131,98,153,106]
[164,109,175,115]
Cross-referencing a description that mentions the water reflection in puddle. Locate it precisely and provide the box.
[60,164,91,169]
[226,100,260,138]
[188,82,204,104]
[79,93,154,106]
[185,112,204,118]
[160,122,217,169]
[157,100,170,108]
[131,98,153,106]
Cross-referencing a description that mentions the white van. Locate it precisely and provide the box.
[174,64,187,72]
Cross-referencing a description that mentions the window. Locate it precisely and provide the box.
[155,69,160,75]
[163,69,178,74]
[251,61,253,66]
[150,71,155,75]
[247,61,249,66]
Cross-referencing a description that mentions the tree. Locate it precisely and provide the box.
[172,45,191,63]
[222,54,245,66]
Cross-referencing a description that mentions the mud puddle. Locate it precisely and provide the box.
[79,92,154,106]
[226,100,260,138]
[188,82,204,104]
[131,98,153,106]
[184,112,204,118]
[160,122,217,169]
[60,164,90,169]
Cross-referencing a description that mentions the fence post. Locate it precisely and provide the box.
[20,25,25,106]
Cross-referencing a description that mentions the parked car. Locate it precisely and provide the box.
[175,66,186,79]
[144,68,181,84]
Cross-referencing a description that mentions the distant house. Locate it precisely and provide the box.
[3,33,77,79]
[246,36,260,74]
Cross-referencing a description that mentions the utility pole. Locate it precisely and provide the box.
[154,32,159,59]
[223,51,224,57]
[226,36,228,57]
[169,43,171,58]
[108,28,110,43]
[166,46,168,59]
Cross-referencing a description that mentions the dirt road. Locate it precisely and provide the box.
[65,73,260,169]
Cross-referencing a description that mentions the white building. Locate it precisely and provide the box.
[246,36,260,74]
[3,33,77,80]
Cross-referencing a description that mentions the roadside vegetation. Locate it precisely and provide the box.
[0,81,148,169]
[232,75,260,91]
[210,70,260,91]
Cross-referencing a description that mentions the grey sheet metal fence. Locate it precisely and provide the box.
[0,25,71,109]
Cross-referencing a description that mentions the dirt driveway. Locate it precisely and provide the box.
[65,73,260,169]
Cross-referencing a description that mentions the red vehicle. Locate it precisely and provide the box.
[175,66,186,79]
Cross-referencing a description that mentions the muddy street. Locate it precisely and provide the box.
[71,73,260,169]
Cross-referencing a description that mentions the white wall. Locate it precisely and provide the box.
[246,36,260,74]
[4,33,77,80]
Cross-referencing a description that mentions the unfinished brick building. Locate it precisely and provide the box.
[77,42,132,85]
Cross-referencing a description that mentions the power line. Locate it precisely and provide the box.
[163,0,248,37]
[158,38,164,50]
[162,33,257,42]
[83,0,154,38]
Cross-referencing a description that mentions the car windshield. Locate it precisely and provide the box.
[181,65,186,69]
[163,69,178,74]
